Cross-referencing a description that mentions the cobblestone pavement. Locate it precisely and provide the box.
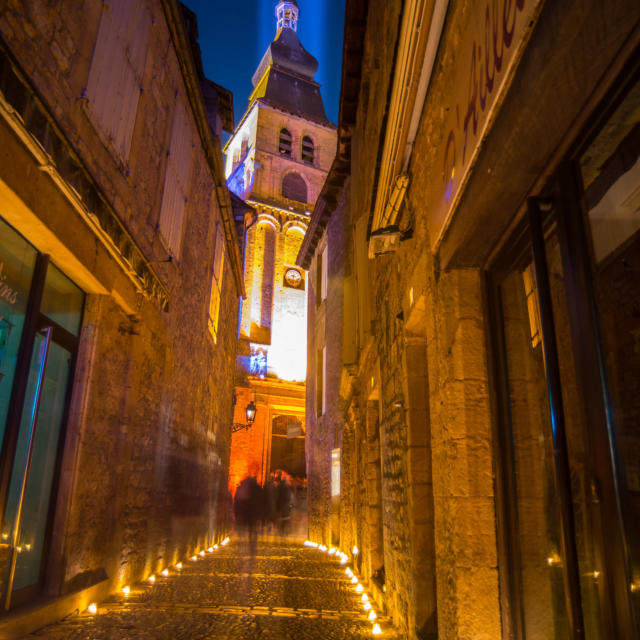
[25,538,398,639]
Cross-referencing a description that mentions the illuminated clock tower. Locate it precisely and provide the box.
[225,0,336,505]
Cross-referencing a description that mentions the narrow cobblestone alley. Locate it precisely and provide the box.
[24,539,396,639]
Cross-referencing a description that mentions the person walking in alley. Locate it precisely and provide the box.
[263,473,278,534]
[275,471,293,537]
[233,475,262,554]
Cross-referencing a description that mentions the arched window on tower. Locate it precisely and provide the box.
[279,128,292,156]
[282,172,307,203]
[301,136,314,164]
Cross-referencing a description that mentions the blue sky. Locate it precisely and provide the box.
[183,0,346,128]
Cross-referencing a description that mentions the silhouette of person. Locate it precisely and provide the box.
[275,473,293,537]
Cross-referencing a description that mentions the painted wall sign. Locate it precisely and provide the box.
[0,263,18,305]
[431,0,545,248]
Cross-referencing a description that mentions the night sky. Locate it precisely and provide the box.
[183,0,346,129]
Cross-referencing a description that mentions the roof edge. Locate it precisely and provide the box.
[161,0,245,297]
[296,0,368,269]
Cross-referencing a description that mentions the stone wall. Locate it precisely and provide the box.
[253,106,336,207]
[305,185,349,544]
[0,0,239,605]
[305,0,500,636]
[307,0,640,638]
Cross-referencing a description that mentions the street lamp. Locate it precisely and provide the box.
[232,399,257,433]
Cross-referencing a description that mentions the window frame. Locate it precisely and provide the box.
[301,135,314,164]
[279,128,292,156]
[84,0,150,165]
[157,98,193,260]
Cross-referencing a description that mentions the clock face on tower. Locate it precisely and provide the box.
[284,268,303,288]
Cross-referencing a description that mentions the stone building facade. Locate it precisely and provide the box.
[299,0,640,638]
[225,0,336,499]
[0,0,242,634]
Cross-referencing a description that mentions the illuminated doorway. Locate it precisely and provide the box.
[270,414,306,537]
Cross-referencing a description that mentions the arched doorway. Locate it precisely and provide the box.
[270,414,306,537]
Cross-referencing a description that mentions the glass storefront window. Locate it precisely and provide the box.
[0,216,84,606]
[497,260,571,639]
[3,337,72,591]
[580,74,640,621]
[580,80,640,264]
[0,219,37,442]
[493,223,603,638]
[40,263,84,336]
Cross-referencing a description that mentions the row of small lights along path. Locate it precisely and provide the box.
[25,537,398,639]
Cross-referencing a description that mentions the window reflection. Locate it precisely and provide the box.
[580,81,640,263]
[581,73,640,623]
[40,263,84,335]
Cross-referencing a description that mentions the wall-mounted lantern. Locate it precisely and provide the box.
[232,399,257,433]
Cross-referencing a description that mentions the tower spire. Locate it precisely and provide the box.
[276,0,298,32]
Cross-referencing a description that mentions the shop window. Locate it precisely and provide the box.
[84,0,150,162]
[0,221,84,602]
[282,172,307,203]
[580,82,640,264]
[301,136,314,164]
[0,219,37,437]
[208,225,225,342]
[489,212,604,638]
[279,128,292,156]
[579,72,640,624]
[158,100,193,259]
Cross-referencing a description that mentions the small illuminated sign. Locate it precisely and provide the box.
[286,422,302,438]
[331,448,341,497]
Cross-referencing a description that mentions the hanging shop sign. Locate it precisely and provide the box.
[286,422,302,439]
[431,0,545,248]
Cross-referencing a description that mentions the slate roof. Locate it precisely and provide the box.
[250,27,331,126]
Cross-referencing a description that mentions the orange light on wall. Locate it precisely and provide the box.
[229,386,267,493]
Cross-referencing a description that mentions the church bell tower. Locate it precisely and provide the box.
[225,0,337,501]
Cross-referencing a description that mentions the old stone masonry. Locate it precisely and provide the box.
[25,540,397,639]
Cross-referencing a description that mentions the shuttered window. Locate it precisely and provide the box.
[301,136,314,164]
[158,100,193,258]
[208,225,225,342]
[279,128,292,155]
[85,0,150,162]
[282,172,307,203]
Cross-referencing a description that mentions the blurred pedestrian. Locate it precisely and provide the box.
[263,473,278,534]
[275,473,293,537]
[234,475,262,553]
